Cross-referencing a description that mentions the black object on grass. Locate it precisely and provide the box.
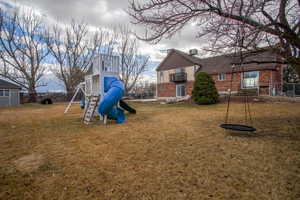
[119,100,136,114]
[220,124,256,132]
[41,98,53,104]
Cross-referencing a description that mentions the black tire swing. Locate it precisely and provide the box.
[220,52,256,132]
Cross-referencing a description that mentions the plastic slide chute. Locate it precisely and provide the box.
[98,77,126,124]
[80,99,85,109]
[119,100,136,114]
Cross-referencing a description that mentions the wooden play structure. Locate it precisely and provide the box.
[64,54,135,124]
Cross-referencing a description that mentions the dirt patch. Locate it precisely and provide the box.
[14,153,44,173]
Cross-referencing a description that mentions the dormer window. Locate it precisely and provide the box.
[175,68,185,73]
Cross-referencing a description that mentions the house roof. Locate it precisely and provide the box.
[156,49,278,74]
[156,49,202,71]
[0,79,21,89]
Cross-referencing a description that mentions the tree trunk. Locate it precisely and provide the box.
[28,88,37,103]
[66,86,76,101]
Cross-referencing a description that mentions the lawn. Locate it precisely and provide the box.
[0,102,300,200]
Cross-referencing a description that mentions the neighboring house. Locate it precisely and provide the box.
[156,49,284,99]
[0,79,21,107]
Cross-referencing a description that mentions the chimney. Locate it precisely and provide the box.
[189,49,198,56]
[167,49,173,53]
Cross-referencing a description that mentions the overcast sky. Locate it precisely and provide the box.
[0,0,205,90]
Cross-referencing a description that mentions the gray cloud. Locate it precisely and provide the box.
[3,0,207,66]
[13,0,130,27]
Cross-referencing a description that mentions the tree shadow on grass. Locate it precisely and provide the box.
[226,131,258,138]
[225,130,300,141]
[221,112,300,141]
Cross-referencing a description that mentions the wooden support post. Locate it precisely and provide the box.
[103,115,107,125]
[64,87,80,114]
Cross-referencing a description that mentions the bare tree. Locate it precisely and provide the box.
[128,0,300,74]
[117,25,149,94]
[0,8,49,102]
[45,20,103,95]
[132,80,156,98]
[283,65,299,83]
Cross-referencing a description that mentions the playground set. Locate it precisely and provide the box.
[64,54,136,124]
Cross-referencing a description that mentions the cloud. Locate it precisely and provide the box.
[3,0,205,55]
[6,0,129,26]
[38,71,66,92]
[1,0,207,85]
[0,1,13,9]
[139,73,156,83]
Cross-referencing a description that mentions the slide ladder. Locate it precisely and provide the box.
[83,95,100,124]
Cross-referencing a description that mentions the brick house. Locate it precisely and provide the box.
[156,49,284,99]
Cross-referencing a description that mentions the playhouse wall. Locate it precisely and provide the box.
[85,75,92,96]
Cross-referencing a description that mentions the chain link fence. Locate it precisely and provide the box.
[20,92,84,104]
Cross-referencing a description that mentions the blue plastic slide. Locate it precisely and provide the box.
[98,77,126,124]
[80,99,85,109]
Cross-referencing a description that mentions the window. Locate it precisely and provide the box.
[175,68,185,73]
[102,60,107,71]
[194,65,200,72]
[242,71,259,88]
[176,84,186,97]
[160,71,163,77]
[159,71,164,82]
[85,79,92,95]
[0,89,9,97]
[218,73,226,81]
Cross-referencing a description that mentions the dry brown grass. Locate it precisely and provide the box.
[0,102,300,200]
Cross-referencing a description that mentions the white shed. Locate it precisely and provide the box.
[0,79,21,107]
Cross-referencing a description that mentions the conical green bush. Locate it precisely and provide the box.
[192,72,219,104]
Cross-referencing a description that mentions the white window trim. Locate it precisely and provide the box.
[0,89,10,106]
[8,89,11,106]
[85,77,92,96]
[241,71,260,89]
[175,68,185,73]
[176,84,186,97]
[194,65,200,72]
[160,71,164,83]
[218,73,226,81]
[0,89,10,97]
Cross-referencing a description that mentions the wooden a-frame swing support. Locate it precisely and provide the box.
[64,82,86,114]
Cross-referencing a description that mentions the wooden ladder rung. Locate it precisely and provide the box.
[82,95,100,125]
